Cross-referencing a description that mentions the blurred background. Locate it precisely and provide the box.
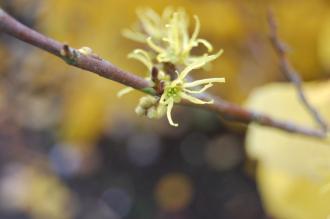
[0,0,330,219]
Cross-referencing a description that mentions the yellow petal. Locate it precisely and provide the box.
[188,15,201,48]
[147,37,166,54]
[166,99,178,127]
[183,78,225,88]
[183,83,213,94]
[117,87,134,97]
[181,92,213,104]
[128,49,152,71]
[196,39,213,52]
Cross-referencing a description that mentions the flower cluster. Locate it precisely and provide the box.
[119,7,225,127]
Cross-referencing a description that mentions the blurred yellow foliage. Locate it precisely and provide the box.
[319,10,330,72]
[245,81,330,219]
[60,78,113,145]
[272,0,328,79]
[0,165,75,219]
[258,165,330,219]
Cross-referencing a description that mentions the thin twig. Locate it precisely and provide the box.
[267,10,328,133]
[0,8,327,138]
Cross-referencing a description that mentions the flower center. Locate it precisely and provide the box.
[165,85,182,102]
[167,86,179,96]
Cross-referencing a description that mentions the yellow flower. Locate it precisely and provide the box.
[147,10,214,65]
[122,7,174,43]
[124,7,216,66]
[159,52,225,127]
[120,7,226,127]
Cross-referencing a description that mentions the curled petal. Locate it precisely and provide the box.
[183,78,225,88]
[183,83,213,94]
[196,39,213,52]
[184,51,220,66]
[178,59,208,80]
[188,15,201,48]
[137,9,161,38]
[181,93,214,104]
[147,37,165,54]
[122,29,146,43]
[204,49,224,63]
[118,87,134,97]
[186,50,222,66]
[142,8,161,24]
[178,50,224,80]
[131,49,150,57]
[166,99,178,127]
[128,49,152,71]
[170,12,181,54]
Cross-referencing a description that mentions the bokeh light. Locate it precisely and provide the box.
[101,187,134,218]
[127,133,161,167]
[155,173,193,213]
[180,132,208,166]
[205,134,243,171]
[49,143,83,178]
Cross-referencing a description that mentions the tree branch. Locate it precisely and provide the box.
[183,93,325,138]
[268,10,328,132]
[0,8,150,90]
[0,8,327,138]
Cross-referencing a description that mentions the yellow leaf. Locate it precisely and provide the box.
[257,165,330,219]
[245,81,330,219]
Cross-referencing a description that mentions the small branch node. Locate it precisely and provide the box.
[60,44,78,65]
[151,67,164,95]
